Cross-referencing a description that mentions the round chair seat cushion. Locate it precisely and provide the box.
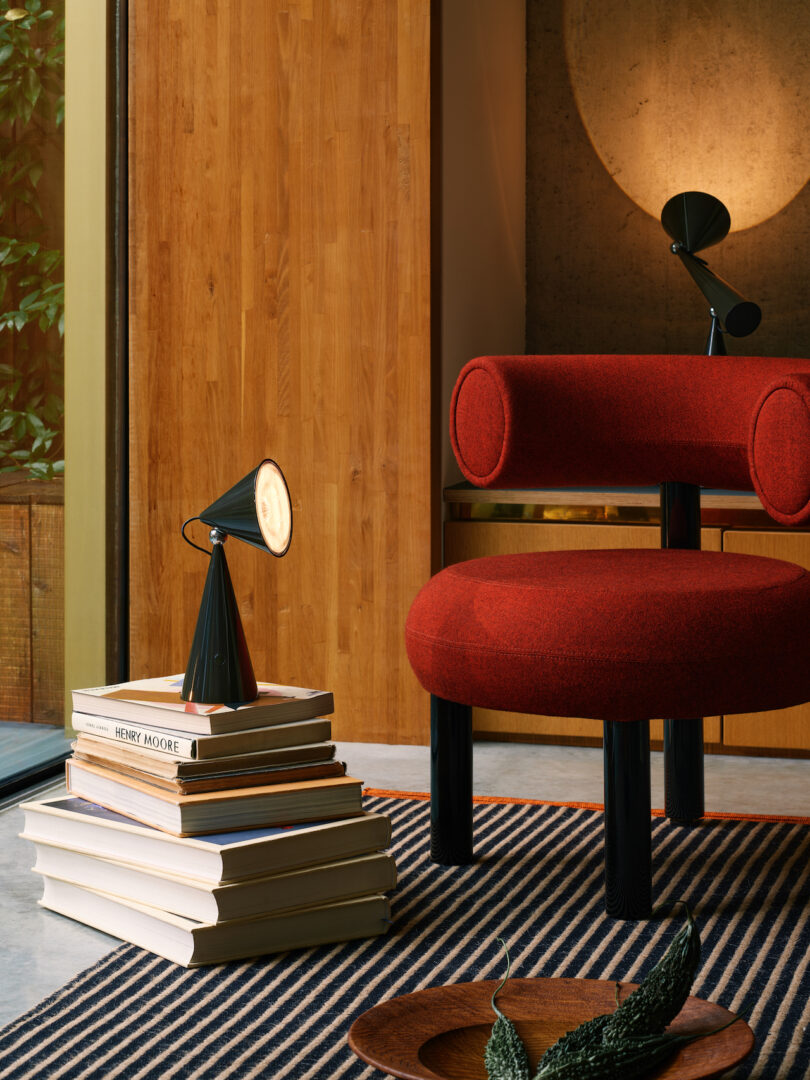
[405,549,810,721]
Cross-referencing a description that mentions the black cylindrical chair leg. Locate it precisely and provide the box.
[430,695,473,865]
[603,718,652,919]
[664,718,705,824]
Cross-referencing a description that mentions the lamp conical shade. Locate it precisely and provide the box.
[198,459,292,556]
[181,543,258,704]
[661,191,731,253]
[675,249,762,337]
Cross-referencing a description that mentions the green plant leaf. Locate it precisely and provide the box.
[0,1,65,481]
[40,248,61,273]
[22,66,40,106]
[18,289,41,309]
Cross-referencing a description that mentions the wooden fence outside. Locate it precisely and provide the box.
[0,475,64,725]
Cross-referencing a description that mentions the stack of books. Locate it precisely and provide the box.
[21,675,394,966]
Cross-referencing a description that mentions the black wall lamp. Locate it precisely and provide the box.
[661,191,762,355]
[181,459,293,705]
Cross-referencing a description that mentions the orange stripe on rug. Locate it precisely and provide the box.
[362,787,810,825]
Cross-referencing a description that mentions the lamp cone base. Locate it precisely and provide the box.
[181,543,258,704]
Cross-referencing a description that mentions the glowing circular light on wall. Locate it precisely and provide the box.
[564,0,810,231]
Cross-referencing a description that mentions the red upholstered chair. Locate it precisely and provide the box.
[405,354,810,919]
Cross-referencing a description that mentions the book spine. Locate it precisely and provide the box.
[72,713,198,758]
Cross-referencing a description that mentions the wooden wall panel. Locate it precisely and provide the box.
[129,1,434,744]
[722,530,810,752]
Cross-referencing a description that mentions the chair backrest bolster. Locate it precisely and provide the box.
[450,355,810,526]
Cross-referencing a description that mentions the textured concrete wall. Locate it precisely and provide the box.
[527,0,810,358]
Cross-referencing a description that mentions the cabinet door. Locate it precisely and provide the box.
[722,531,810,752]
[444,521,722,744]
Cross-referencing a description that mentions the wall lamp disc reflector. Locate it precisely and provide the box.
[661,190,761,341]
[661,191,731,253]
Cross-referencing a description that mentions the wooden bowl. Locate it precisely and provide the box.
[348,978,754,1080]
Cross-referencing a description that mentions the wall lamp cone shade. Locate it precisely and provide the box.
[662,191,762,338]
[181,460,293,705]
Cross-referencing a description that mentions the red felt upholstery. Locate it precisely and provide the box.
[749,373,810,526]
[405,549,810,721]
[451,356,810,526]
[410,354,810,725]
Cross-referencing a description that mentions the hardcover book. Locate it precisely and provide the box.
[66,759,363,836]
[39,876,391,966]
[71,746,346,795]
[71,733,337,779]
[30,841,396,922]
[71,675,334,735]
[71,713,332,761]
[21,796,392,883]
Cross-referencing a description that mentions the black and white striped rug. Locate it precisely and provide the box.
[1,792,809,1079]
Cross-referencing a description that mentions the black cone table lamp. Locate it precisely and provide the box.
[181,459,292,704]
[661,191,761,354]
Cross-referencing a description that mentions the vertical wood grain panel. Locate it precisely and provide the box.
[0,505,31,723]
[129,1,434,743]
[32,504,65,724]
[722,530,810,751]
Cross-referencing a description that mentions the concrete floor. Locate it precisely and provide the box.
[1,741,809,1029]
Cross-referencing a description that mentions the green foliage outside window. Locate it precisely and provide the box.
[0,1,64,479]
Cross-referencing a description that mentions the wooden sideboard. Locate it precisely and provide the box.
[444,485,810,757]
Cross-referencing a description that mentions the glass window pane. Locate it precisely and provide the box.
[0,1,69,785]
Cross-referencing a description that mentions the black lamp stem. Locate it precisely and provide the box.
[706,309,727,356]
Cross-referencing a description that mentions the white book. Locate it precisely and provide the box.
[66,759,363,837]
[72,733,337,779]
[21,796,392,883]
[29,840,396,922]
[71,712,332,761]
[71,675,334,735]
[39,876,391,967]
